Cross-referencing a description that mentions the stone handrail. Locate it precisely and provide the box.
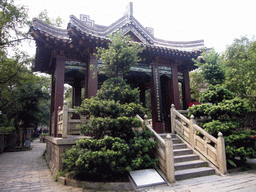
[57,101,82,138]
[137,114,175,183]
[171,104,227,174]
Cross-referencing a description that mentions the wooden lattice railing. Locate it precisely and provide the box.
[171,104,227,174]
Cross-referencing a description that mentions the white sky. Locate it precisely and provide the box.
[16,0,256,54]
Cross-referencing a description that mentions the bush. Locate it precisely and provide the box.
[62,132,157,181]
[188,85,255,168]
[188,97,248,120]
[76,77,146,141]
[127,131,157,170]
[203,120,239,138]
[96,77,140,104]
[200,85,234,104]
[0,126,15,133]
[80,116,140,141]
[225,130,256,166]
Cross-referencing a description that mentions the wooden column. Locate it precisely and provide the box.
[53,55,65,137]
[182,70,191,110]
[72,78,82,107]
[85,55,98,98]
[170,65,180,110]
[151,65,163,133]
[49,75,55,136]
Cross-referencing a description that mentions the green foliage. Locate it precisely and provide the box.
[205,97,248,119]
[95,31,144,78]
[0,126,15,133]
[80,116,139,141]
[202,120,238,138]
[225,130,256,163]
[62,132,157,181]
[127,131,157,170]
[194,49,225,85]
[38,9,63,27]
[200,85,234,104]
[77,98,120,118]
[188,84,255,167]
[188,103,211,118]
[77,77,145,141]
[0,0,29,48]
[97,77,140,104]
[189,69,207,100]
[224,37,256,111]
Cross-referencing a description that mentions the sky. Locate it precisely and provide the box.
[16,0,256,54]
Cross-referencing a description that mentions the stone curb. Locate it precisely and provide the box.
[58,177,133,191]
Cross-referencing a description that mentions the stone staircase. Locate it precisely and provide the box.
[159,133,216,181]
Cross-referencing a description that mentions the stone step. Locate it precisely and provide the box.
[174,148,193,156]
[174,154,199,163]
[174,160,208,171]
[159,133,176,139]
[173,143,187,150]
[175,167,215,180]
[170,138,181,144]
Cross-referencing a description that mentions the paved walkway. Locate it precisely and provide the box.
[1,139,256,192]
[0,139,82,192]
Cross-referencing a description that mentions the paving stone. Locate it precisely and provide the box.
[2,138,256,192]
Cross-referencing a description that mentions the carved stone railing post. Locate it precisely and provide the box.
[171,104,175,134]
[62,100,68,139]
[165,134,175,183]
[143,114,148,126]
[189,115,195,148]
[217,132,227,174]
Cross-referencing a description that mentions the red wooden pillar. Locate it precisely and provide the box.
[151,65,163,133]
[72,78,82,107]
[85,55,98,98]
[182,70,191,110]
[53,55,65,137]
[49,75,55,136]
[170,65,180,110]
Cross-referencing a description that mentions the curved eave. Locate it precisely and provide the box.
[68,23,202,64]
[69,14,205,51]
[29,26,71,47]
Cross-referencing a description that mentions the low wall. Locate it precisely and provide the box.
[45,135,90,175]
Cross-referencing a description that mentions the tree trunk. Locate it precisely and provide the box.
[22,127,27,146]
[14,121,20,146]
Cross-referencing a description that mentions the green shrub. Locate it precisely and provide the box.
[127,131,157,170]
[0,126,15,133]
[188,97,248,120]
[96,77,140,104]
[62,131,157,181]
[225,130,256,165]
[188,103,211,118]
[205,97,249,119]
[200,85,234,104]
[80,116,140,141]
[202,120,239,137]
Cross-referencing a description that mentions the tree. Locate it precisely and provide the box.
[37,9,63,27]
[223,37,256,110]
[3,75,50,146]
[193,49,225,86]
[0,0,29,48]
[95,30,144,78]
[189,69,208,101]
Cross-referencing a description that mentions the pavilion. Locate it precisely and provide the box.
[29,2,204,136]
